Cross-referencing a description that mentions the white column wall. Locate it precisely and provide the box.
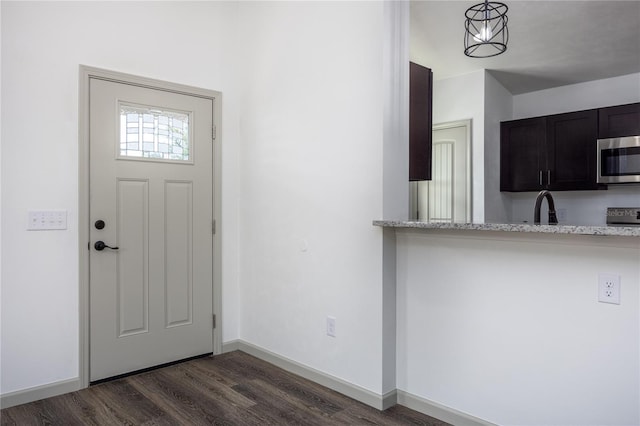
[396,230,640,425]
[1,2,242,394]
[483,72,513,224]
[381,0,409,396]
[236,1,387,393]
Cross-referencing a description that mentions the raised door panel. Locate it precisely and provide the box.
[500,117,546,191]
[164,180,193,328]
[598,103,640,138]
[547,109,599,190]
[116,179,149,337]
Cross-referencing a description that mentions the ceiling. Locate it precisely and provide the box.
[410,1,640,94]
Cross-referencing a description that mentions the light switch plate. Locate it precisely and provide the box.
[27,210,68,230]
[326,316,336,337]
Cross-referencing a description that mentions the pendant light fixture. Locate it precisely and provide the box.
[464,0,509,58]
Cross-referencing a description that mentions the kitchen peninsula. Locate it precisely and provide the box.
[374,220,640,237]
[377,218,639,425]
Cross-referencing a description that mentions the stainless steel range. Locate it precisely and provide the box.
[607,207,640,226]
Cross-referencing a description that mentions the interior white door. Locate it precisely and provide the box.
[412,122,470,223]
[89,78,214,382]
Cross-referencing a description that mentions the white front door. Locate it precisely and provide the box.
[89,78,214,382]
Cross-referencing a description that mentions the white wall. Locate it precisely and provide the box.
[1,1,242,394]
[432,70,486,223]
[381,0,410,396]
[236,1,389,394]
[396,229,640,425]
[509,73,640,225]
[0,1,3,384]
[483,72,513,223]
[1,0,399,403]
[513,73,640,119]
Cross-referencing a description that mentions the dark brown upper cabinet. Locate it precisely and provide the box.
[501,110,599,192]
[598,102,640,138]
[501,117,546,192]
[546,110,599,190]
[409,62,433,181]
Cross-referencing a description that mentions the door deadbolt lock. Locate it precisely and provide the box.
[95,220,106,230]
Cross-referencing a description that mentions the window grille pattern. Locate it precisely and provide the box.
[120,104,191,162]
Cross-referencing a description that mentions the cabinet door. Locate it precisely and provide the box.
[409,62,433,181]
[500,117,546,191]
[598,103,640,138]
[547,109,599,190]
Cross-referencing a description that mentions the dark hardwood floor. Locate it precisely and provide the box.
[1,351,450,425]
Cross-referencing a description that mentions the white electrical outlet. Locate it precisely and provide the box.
[326,316,336,337]
[598,273,621,305]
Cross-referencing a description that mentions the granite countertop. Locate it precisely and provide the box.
[373,220,640,237]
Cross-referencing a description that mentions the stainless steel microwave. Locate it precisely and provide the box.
[597,136,640,184]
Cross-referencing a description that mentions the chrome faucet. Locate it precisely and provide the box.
[534,190,558,225]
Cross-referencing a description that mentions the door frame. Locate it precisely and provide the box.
[432,119,472,222]
[78,65,222,388]
[410,119,472,221]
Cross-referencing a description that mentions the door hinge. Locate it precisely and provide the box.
[213,314,216,329]
[212,219,216,235]
[212,125,217,141]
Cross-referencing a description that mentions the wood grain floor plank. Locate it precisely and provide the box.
[162,362,256,409]
[382,406,451,426]
[332,404,451,426]
[0,351,451,426]
[0,400,57,426]
[35,390,115,426]
[211,352,349,416]
[176,357,240,388]
[128,371,232,426]
[128,367,265,426]
[88,380,175,425]
[232,378,342,426]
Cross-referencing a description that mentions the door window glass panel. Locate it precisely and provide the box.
[119,103,192,162]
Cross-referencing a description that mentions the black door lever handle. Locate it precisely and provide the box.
[94,241,119,251]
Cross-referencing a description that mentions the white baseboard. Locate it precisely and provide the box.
[222,339,240,353]
[223,339,493,425]
[223,339,394,410]
[0,378,81,409]
[396,390,496,426]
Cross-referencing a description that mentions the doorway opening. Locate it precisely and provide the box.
[410,119,472,222]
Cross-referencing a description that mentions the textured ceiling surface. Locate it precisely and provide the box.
[410,0,640,94]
